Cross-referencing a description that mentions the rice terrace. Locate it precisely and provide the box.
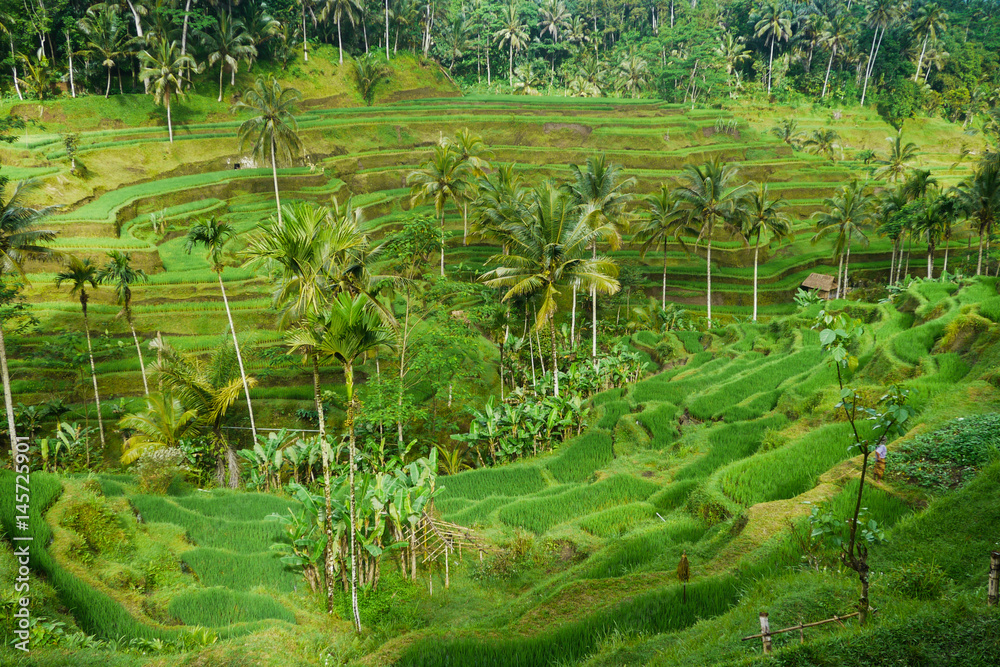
[1,0,1000,665]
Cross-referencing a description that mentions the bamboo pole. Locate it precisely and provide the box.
[759,612,771,654]
[742,611,864,640]
[989,551,1000,606]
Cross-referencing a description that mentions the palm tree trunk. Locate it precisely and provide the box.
[226,443,239,488]
[904,233,911,278]
[182,0,192,61]
[338,18,344,65]
[0,322,21,467]
[439,210,446,276]
[345,360,362,633]
[662,244,668,310]
[888,237,897,285]
[10,38,23,101]
[67,32,75,98]
[313,355,336,611]
[130,320,149,395]
[385,0,390,59]
[927,238,935,279]
[943,237,949,275]
[822,48,834,98]
[106,67,112,98]
[752,236,760,321]
[705,239,713,328]
[914,35,928,82]
[836,253,844,299]
[82,312,106,452]
[570,282,577,349]
[767,38,774,94]
[219,274,256,441]
[166,90,174,144]
[591,245,598,359]
[977,228,984,276]
[509,42,513,86]
[219,62,225,102]
[844,244,851,296]
[462,202,468,246]
[271,135,283,225]
[549,317,559,398]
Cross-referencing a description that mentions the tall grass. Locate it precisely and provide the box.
[181,548,297,592]
[168,588,295,627]
[596,400,632,429]
[130,495,287,551]
[498,475,659,534]
[444,495,513,526]
[437,465,548,501]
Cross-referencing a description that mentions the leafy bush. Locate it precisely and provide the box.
[892,414,1000,490]
[133,447,186,494]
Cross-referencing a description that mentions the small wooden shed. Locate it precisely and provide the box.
[801,273,838,300]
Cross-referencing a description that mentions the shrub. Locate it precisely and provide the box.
[881,560,949,600]
[892,413,1000,491]
[133,447,186,494]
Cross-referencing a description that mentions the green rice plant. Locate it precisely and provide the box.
[578,516,708,579]
[167,588,295,627]
[545,429,614,483]
[648,479,700,511]
[444,495,513,526]
[719,389,781,422]
[676,413,788,481]
[820,478,912,529]
[130,495,286,551]
[634,402,679,449]
[977,296,1000,323]
[497,475,659,534]
[596,400,632,429]
[590,387,624,406]
[578,502,657,537]
[181,548,297,592]
[171,491,297,521]
[932,353,970,382]
[676,330,704,354]
[614,416,652,454]
[718,420,874,506]
[433,497,473,516]
[394,575,737,667]
[436,465,548,501]
[893,320,946,365]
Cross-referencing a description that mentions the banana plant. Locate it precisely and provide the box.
[267,483,328,593]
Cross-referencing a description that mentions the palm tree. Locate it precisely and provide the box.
[802,128,841,162]
[634,185,690,310]
[675,158,750,328]
[494,1,529,86]
[323,0,364,65]
[912,2,948,83]
[617,53,650,98]
[913,195,947,279]
[138,40,196,144]
[55,256,107,452]
[185,218,257,442]
[155,339,256,488]
[312,292,394,632]
[875,132,919,183]
[408,144,472,276]
[0,179,56,465]
[96,251,150,396]
[233,76,303,225]
[537,0,569,73]
[354,52,388,105]
[202,11,256,102]
[820,13,852,99]
[812,181,874,298]
[77,5,126,98]
[954,162,1000,276]
[860,0,900,105]
[448,128,493,245]
[567,155,635,357]
[119,391,199,464]
[875,185,908,285]
[741,183,790,321]
[482,183,620,398]
[771,118,803,147]
[753,0,794,94]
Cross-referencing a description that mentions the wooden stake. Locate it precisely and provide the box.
[760,612,771,655]
[799,619,805,644]
[444,544,450,589]
[989,551,1000,606]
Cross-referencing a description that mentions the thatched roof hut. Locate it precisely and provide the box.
[801,273,838,300]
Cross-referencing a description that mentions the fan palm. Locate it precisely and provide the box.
[185,218,257,441]
[675,158,750,328]
[481,183,620,398]
[55,255,107,451]
[740,183,791,321]
[233,76,303,225]
[202,11,256,102]
[567,155,634,357]
[634,185,690,310]
[812,181,873,298]
[96,251,150,395]
[408,144,472,276]
[0,179,56,464]
[119,391,199,464]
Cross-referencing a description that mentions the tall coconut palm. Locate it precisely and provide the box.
[876,185,908,285]
[482,183,620,398]
[861,0,900,106]
[820,13,852,99]
[408,144,472,276]
[202,11,256,102]
[138,40,196,144]
[740,182,790,321]
[185,218,257,442]
[675,159,750,328]
[96,251,150,396]
[0,179,56,465]
[812,181,874,298]
[448,128,493,245]
[119,391,199,464]
[494,1,529,86]
[802,128,841,162]
[875,132,919,183]
[567,155,635,358]
[55,255,107,452]
[233,76,303,225]
[155,339,256,488]
[954,162,1000,276]
[77,5,126,98]
[912,2,948,83]
[634,185,690,310]
[312,292,394,632]
[753,0,794,95]
[323,0,364,65]
[913,195,948,279]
